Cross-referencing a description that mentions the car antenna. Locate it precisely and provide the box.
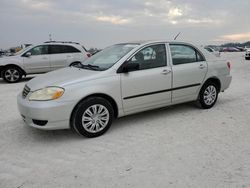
[174,32,181,40]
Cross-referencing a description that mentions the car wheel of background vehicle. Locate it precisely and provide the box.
[198,81,218,109]
[2,67,22,83]
[71,97,114,138]
[70,62,82,68]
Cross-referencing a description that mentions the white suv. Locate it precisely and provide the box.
[0,41,91,83]
[17,41,232,138]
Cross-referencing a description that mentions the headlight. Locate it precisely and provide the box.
[29,87,64,101]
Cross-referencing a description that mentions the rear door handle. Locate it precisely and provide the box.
[199,64,206,69]
[162,69,171,75]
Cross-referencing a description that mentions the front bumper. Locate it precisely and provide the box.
[17,94,76,130]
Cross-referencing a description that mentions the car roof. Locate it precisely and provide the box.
[117,40,200,46]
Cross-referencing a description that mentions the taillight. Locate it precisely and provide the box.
[86,53,91,58]
[227,62,231,70]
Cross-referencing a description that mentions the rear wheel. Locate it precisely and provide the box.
[71,97,114,138]
[2,67,22,83]
[198,81,218,109]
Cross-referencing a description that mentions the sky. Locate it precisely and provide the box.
[0,0,250,49]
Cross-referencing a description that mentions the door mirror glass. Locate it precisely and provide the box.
[122,62,139,73]
[25,52,31,57]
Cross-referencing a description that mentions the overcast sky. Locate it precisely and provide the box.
[0,0,250,49]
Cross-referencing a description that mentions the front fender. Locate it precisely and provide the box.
[58,75,124,117]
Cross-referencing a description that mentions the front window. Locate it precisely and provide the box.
[27,45,48,56]
[80,44,138,71]
[127,44,167,71]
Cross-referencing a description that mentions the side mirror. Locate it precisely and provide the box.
[25,52,31,57]
[121,62,139,73]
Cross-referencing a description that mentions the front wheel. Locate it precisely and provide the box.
[2,67,22,83]
[198,82,218,109]
[71,97,114,138]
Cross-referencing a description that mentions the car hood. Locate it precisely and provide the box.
[26,67,101,91]
[0,55,21,65]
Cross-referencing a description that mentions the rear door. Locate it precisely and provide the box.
[120,44,172,113]
[22,45,50,73]
[49,45,82,70]
[169,43,207,103]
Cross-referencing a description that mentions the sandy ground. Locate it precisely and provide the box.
[0,52,250,188]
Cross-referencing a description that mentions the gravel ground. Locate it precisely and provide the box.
[0,52,250,188]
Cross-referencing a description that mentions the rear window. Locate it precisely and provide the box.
[49,45,80,54]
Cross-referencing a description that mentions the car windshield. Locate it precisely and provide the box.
[80,44,139,71]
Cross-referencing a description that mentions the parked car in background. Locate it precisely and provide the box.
[17,40,232,138]
[235,47,245,52]
[245,46,250,60]
[204,46,220,57]
[0,50,4,57]
[88,48,102,56]
[0,41,91,83]
[220,47,240,52]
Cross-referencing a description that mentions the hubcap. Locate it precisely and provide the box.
[203,85,217,105]
[5,69,19,82]
[82,104,109,133]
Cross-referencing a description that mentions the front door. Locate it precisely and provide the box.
[120,44,172,113]
[22,45,50,74]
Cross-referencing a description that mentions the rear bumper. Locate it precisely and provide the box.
[221,75,232,91]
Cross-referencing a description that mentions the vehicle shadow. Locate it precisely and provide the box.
[12,97,233,143]
[110,102,199,132]
[10,102,198,144]
[13,119,83,143]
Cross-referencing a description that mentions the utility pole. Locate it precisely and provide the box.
[49,34,52,41]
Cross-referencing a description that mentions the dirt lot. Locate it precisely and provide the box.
[0,52,250,188]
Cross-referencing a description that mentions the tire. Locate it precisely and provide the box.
[70,62,82,68]
[71,97,114,138]
[198,81,219,109]
[2,66,22,83]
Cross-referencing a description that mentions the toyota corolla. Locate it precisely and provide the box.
[17,41,232,137]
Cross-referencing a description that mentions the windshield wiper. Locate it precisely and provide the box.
[80,63,101,71]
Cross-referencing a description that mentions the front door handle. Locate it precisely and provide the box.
[162,69,171,75]
[199,64,206,69]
